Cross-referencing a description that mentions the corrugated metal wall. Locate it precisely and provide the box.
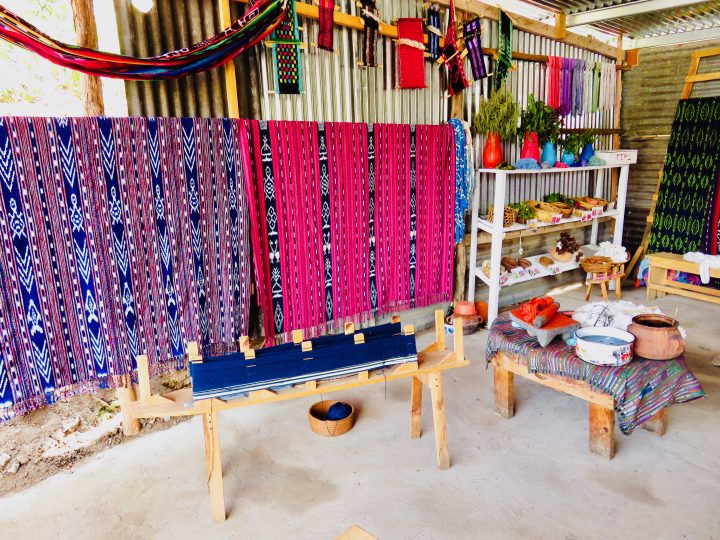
[621,40,720,253]
[113,0,260,117]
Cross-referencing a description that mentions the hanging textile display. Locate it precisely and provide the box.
[397,18,427,89]
[317,0,335,52]
[0,0,287,80]
[270,0,303,94]
[426,4,441,62]
[592,62,601,113]
[359,0,380,67]
[559,58,574,116]
[494,10,513,91]
[572,59,585,116]
[0,117,252,419]
[449,118,474,244]
[546,56,561,111]
[584,61,594,114]
[598,62,616,112]
[440,0,469,97]
[241,120,455,344]
[648,96,720,256]
[463,17,487,84]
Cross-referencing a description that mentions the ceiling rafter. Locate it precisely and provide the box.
[566,0,710,27]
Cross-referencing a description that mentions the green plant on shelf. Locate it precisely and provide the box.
[560,132,584,158]
[544,193,574,206]
[509,201,536,222]
[579,129,597,147]
[518,94,562,144]
[472,86,520,140]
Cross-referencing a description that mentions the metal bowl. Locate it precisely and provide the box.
[575,326,635,366]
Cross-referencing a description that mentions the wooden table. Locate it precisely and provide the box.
[490,351,668,459]
[119,311,469,521]
[647,252,720,304]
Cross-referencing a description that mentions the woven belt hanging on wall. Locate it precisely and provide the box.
[426,4,441,61]
[462,17,487,85]
[359,0,380,67]
[271,0,303,94]
[494,9,512,91]
[317,0,335,52]
[441,0,469,97]
[397,18,427,89]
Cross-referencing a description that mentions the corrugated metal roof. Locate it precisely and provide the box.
[520,0,720,39]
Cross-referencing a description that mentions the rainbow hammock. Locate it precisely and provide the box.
[0,0,288,80]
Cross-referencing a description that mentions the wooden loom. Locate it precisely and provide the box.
[625,46,720,281]
[118,310,469,522]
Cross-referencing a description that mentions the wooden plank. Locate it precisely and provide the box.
[648,283,720,305]
[589,402,616,459]
[685,72,720,83]
[219,0,240,117]
[681,55,700,99]
[452,317,464,362]
[435,309,446,351]
[202,411,226,522]
[493,364,514,418]
[492,353,614,409]
[693,47,720,58]
[648,253,720,277]
[117,374,141,436]
[410,376,423,439]
[465,215,615,246]
[641,408,668,436]
[136,355,151,403]
[336,526,379,540]
[428,371,450,469]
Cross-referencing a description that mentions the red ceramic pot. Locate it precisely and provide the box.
[520,131,540,162]
[483,132,503,169]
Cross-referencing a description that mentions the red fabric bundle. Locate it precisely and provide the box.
[397,18,426,89]
[317,0,334,52]
[518,296,555,324]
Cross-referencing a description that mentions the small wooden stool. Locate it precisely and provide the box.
[585,261,626,301]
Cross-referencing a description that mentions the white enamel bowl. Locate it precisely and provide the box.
[575,326,635,367]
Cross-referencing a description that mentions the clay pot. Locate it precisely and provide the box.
[627,314,685,360]
[483,132,503,169]
[446,314,480,335]
[453,301,476,317]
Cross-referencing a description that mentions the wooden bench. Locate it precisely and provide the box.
[118,311,469,522]
[491,351,668,459]
[647,252,720,304]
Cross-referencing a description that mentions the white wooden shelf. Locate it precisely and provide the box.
[468,162,634,325]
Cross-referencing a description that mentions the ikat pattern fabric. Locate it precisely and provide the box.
[0,117,251,419]
[648,97,720,255]
[271,0,303,94]
[487,315,705,434]
[241,120,455,344]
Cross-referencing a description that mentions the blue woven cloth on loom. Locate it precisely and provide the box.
[190,323,417,400]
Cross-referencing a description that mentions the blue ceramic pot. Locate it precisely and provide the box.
[540,141,557,166]
[560,149,576,166]
[580,142,594,162]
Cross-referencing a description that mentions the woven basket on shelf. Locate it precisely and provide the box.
[580,256,613,273]
[552,202,574,219]
[487,206,517,228]
[308,400,356,437]
[532,202,563,223]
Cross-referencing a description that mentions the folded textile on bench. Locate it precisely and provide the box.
[240,120,455,344]
[190,322,416,399]
[486,315,705,434]
[0,117,251,419]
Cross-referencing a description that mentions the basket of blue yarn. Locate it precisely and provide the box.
[308,400,355,437]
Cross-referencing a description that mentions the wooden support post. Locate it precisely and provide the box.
[450,92,464,119]
[410,376,423,439]
[493,365,514,418]
[202,411,226,522]
[435,309,446,351]
[589,403,616,459]
[136,355,151,403]
[428,371,449,469]
[454,243,466,302]
[554,13,567,40]
[117,374,141,436]
[70,0,104,116]
[611,32,623,201]
[452,317,464,362]
[219,0,240,118]
[647,265,667,300]
[642,408,668,436]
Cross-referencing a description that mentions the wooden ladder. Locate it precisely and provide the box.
[625,46,720,281]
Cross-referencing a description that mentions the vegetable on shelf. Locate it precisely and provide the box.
[509,201,537,224]
[544,192,574,206]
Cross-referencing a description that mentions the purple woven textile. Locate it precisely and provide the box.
[463,17,487,82]
[486,315,705,434]
[560,58,574,116]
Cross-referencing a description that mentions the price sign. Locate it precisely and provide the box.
[511,267,526,279]
[527,218,538,231]
[551,213,563,224]
[592,206,603,217]
[579,210,593,222]
[548,265,560,275]
[527,266,541,277]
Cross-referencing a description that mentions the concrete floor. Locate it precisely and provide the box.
[1,286,718,539]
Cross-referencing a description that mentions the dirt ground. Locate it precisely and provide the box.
[0,372,190,497]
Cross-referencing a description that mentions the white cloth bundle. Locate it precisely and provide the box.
[683,252,720,284]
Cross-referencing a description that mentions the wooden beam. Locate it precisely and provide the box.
[626,27,720,50]
[70,0,104,116]
[554,13,567,40]
[220,0,241,117]
[442,0,617,58]
[567,0,706,27]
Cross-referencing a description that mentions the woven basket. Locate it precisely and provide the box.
[488,206,517,228]
[533,202,562,223]
[308,400,355,437]
[581,256,613,273]
[552,202,574,218]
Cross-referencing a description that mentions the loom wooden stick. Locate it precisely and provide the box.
[292,329,304,344]
[354,333,365,344]
[301,340,313,352]
[136,354,151,403]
